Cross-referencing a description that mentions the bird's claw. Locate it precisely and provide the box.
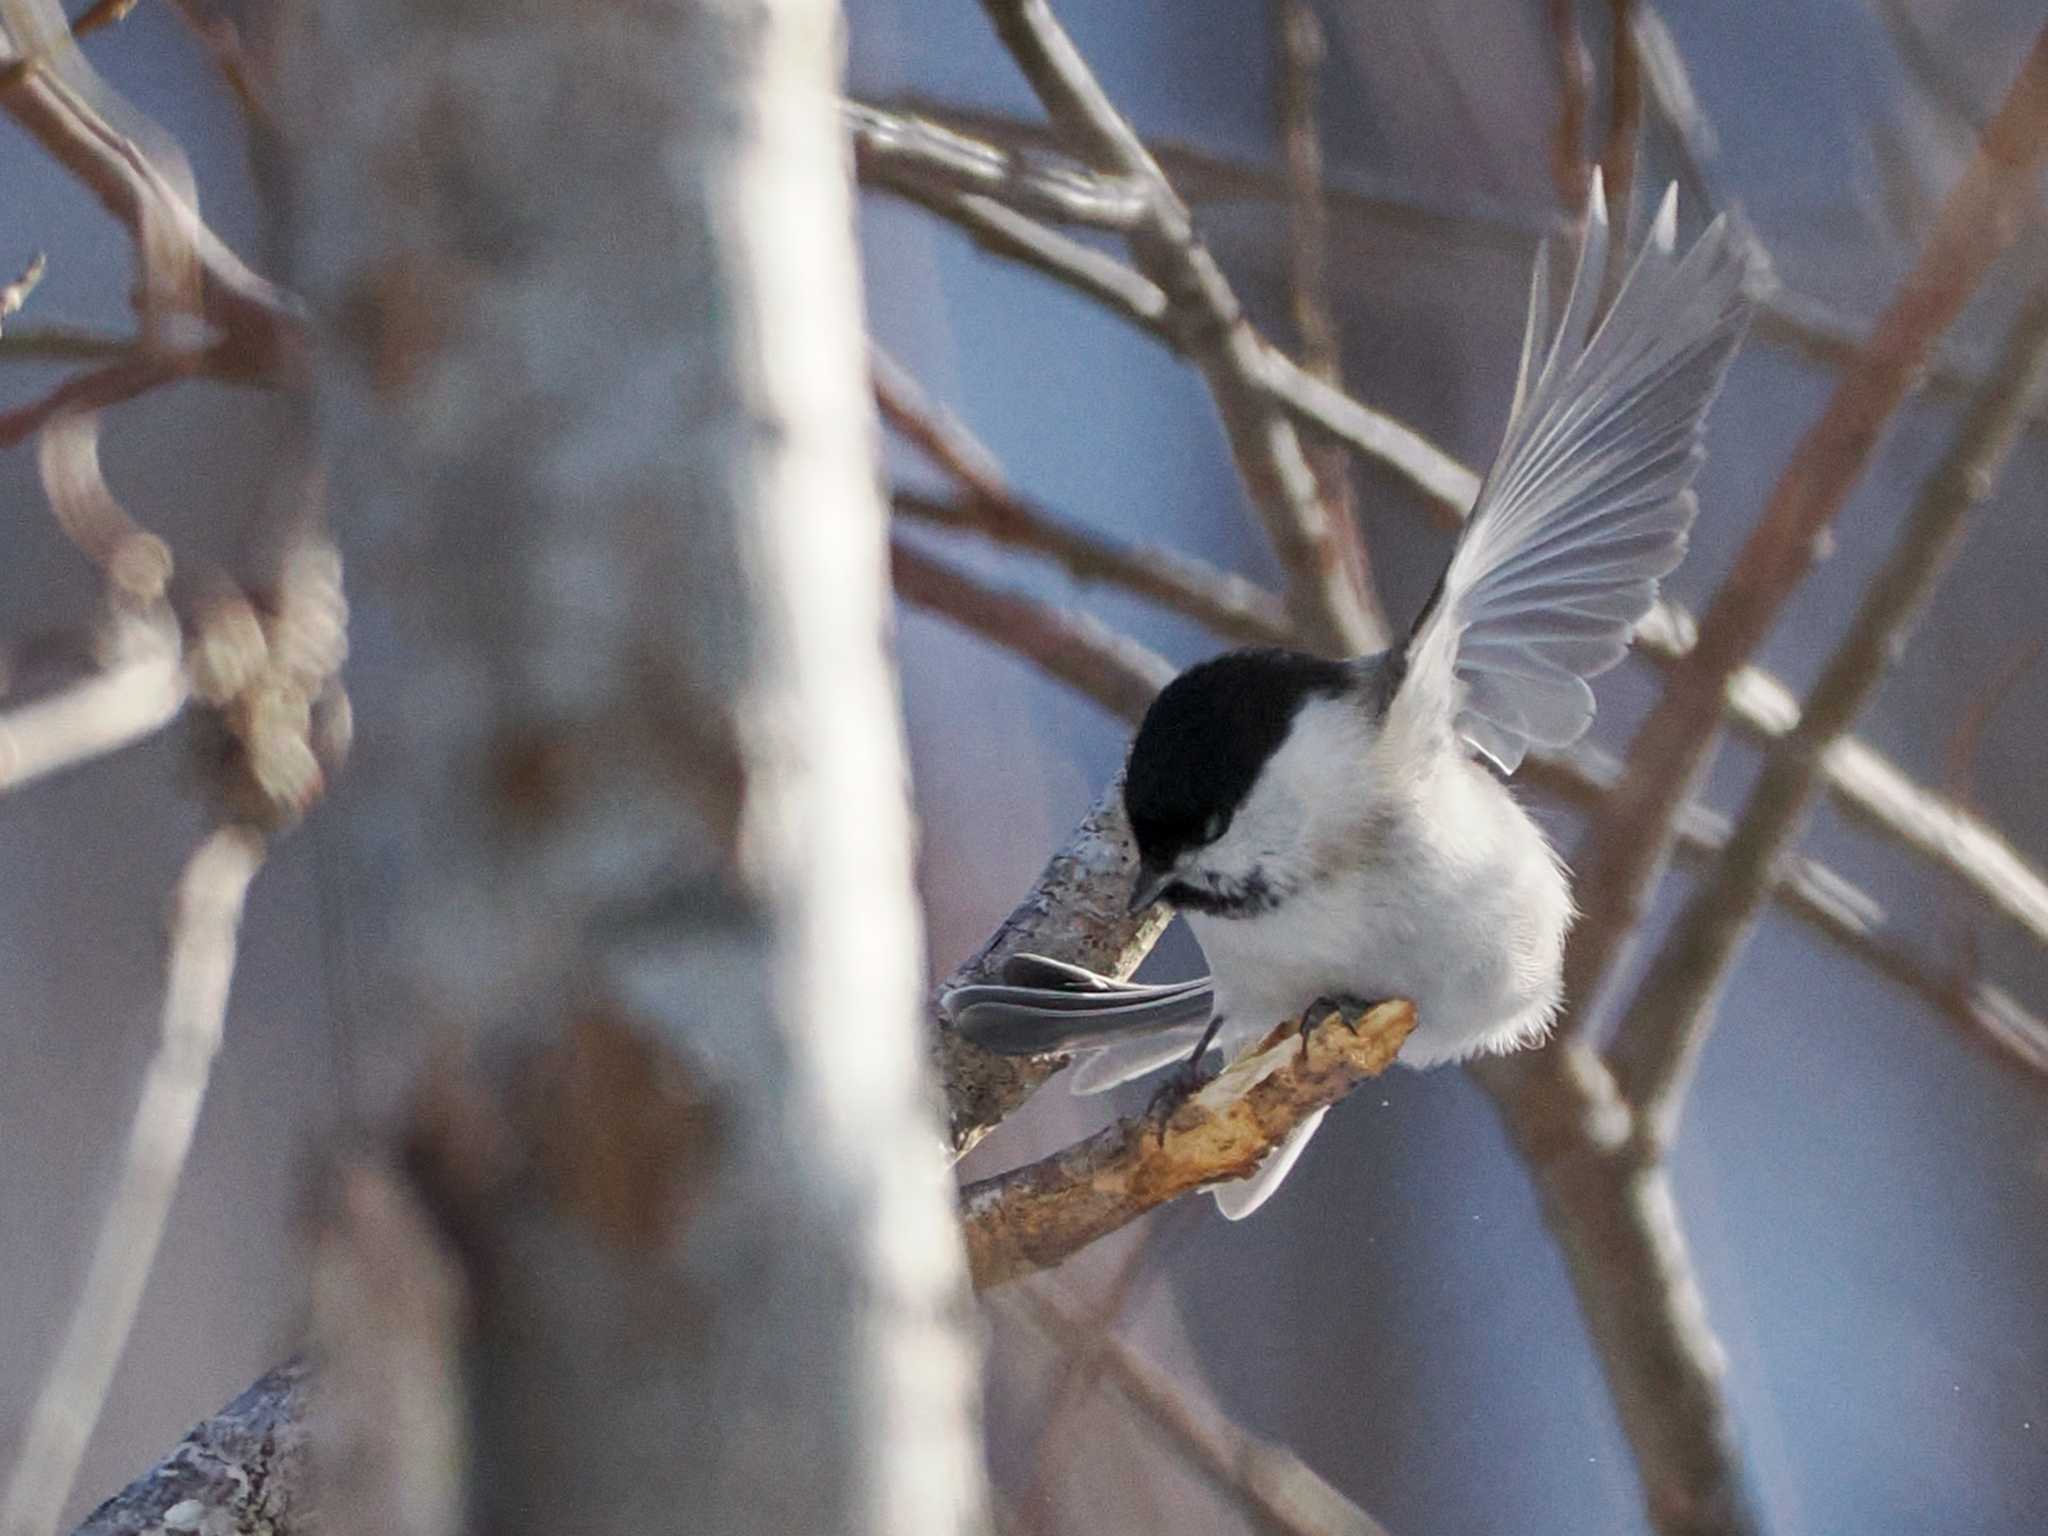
[1298,993,1379,1057]
[1145,1056,1214,1146]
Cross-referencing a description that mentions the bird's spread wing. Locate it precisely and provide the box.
[1398,180,1753,773]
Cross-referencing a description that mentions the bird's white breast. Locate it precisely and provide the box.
[1190,751,1569,1069]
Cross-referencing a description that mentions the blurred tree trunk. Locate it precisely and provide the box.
[279,2,987,1534]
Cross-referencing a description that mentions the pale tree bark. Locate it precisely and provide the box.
[275,0,983,1533]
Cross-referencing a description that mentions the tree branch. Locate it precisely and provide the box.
[871,166,2048,958]
[1472,1045,1767,1536]
[1558,24,2048,1027]
[848,100,1146,230]
[977,0,1382,655]
[891,535,1175,724]
[1609,282,2048,1134]
[2,826,266,1536]
[1270,0,1382,626]
[0,649,185,792]
[877,350,1295,646]
[962,1002,1414,1288]
[1008,1282,1399,1536]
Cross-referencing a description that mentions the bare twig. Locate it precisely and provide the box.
[1471,1044,1766,1536]
[1558,24,2048,1028]
[1270,0,1381,625]
[1598,0,1643,302]
[164,0,277,140]
[977,0,1381,656]
[0,249,46,331]
[0,326,137,363]
[1010,1282,1398,1536]
[0,826,266,1536]
[891,535,1175,725]
[876,350,1294,646]
[962,1002,1414,1288]
[882,130,2048,962]
[0,650,186,792]
[896,97,2048,431]
[1526,744,2048,1084]
[1609,284,2048,1134]
[1547,0,1593,216]
[0,27,300,382]
[849,100,1145,229]
[0,355,184,447]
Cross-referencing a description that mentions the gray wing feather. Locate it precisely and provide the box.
[1401,179,1754,773]
[941,954,1216,1057]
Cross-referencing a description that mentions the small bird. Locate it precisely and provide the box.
[945,181,1752,1218]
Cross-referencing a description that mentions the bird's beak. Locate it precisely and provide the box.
[1126,863,1174,916]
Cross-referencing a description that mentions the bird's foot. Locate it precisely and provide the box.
[1145,1055,1216,1146]
[1296,993,1382,1058]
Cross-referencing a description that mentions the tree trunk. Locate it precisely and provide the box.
[281,0,986,1531]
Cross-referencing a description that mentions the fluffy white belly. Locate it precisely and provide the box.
[1186,809,1569,1069]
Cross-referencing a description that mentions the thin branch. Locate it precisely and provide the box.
[1470,1045,1767,1536]
[1009,1281,1399,1536]
[1598,0,1643,302]
[1609,283,2048,1135]
[1,825,266,1536]
[902,182,1173,323]
[879,136,2048,958]
[163,0,278,141]
[860,152,1486,519]
[1557,24,2048,1029]
[1525,745,2048,1084]
[891,96,2048,431]
[848,100,1146,230]
[1270,0,1382,626]
[0,326,138,363]
[0,649,186,792]
[0,33,301,382]
[876,349,1295,646]
[977,0,1382,656]
[891,535,1174,725]
[962,1001,1414,1288]
[1547,0,1593,216]
[0,355,183,446]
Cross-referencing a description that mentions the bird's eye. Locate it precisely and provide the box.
[1201,810,1229,844]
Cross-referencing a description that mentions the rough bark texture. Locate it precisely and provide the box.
[962,1002,1414,1288]
[277,0,984,1533]
[68,1363,311,1536]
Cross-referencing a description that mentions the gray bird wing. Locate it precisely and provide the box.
[940,953,1215,1057]
[1396,179,1754,773]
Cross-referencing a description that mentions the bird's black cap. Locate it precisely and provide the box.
[1123,648,1368,877]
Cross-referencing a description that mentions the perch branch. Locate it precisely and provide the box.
[1609,283,2048,1134]
[962,1001,1414,1288]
